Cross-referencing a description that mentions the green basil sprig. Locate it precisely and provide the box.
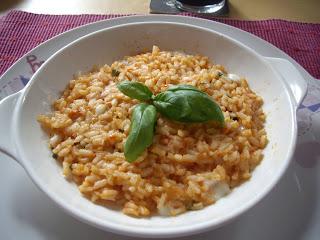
[117,81,224,162]
[124,103,157,162]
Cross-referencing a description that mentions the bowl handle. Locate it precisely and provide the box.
[0,91,22,164]
[264,57,308,108]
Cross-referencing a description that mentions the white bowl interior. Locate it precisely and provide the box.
[14,22,295,236]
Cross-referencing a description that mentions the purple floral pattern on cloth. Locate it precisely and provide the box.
[0,10,319,79]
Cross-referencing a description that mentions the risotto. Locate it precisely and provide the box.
[37,46,267,217]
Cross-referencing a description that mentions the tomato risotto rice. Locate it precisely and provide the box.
[38,46,268,217]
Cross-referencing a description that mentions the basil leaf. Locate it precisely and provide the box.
[153,91,192,120]
[153,86,224,124]
[117,81,153,101]
[178,91,224,123]
[124,103,157,162]
[167,84,203,93]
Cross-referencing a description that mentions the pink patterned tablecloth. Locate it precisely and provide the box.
[0,10,319,79]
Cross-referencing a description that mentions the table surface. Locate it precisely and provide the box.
[0,0,319,23]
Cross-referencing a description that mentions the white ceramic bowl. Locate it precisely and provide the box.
[0,22,307,238]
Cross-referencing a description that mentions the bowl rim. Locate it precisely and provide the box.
[12,21,298,238]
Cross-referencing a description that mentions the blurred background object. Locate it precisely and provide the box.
[174,0,227,15]
[150,0,229,16]
[174,0,226,14]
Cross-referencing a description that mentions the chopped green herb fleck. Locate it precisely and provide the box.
[217,71,224,77]
[231,116,239,121]
[111,69,120,77]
